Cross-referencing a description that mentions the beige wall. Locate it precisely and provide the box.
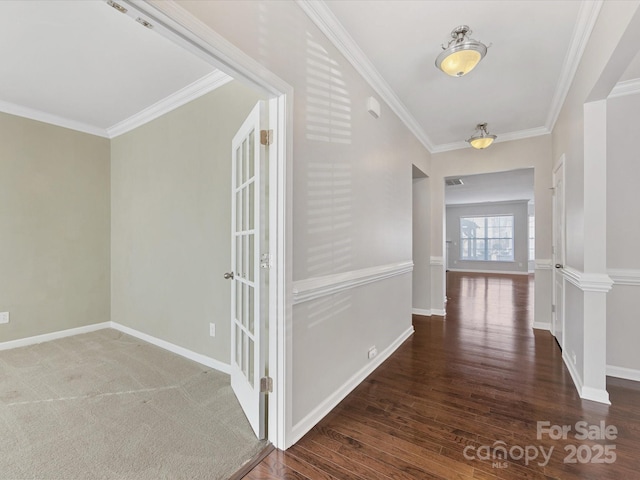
[110,81,265,365]
[0,113,110,342]
[176,1,431,440]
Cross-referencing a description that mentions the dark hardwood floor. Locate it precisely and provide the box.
[244,272,640,479]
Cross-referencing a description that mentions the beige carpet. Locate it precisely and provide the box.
[0,329,267,479]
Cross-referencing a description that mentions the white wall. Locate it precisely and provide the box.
[177,0,431,445]
[446,201,529,274]
[551,0,640,401]
[431,135,553,324]
[606,92,640,376]
[0,113,110,343]
[111,81,265,366]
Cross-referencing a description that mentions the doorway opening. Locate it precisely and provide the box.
[119,0,292,449]
[443,168,536,326]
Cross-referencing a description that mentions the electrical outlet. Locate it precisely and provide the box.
[0,312,9,324]
[209,323,216,337]
[368,346,377,359]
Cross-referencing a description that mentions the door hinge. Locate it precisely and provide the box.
[260,129,273,146]
[260,376,273,393]
[260,253,272,269]
[551,304,556,313]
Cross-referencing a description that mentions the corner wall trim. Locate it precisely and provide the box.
[608,269,640,286]
[607,365,640,382]
[111,322,231,374]
[289,325,414,445]
[562,266,613,293]
[0,322,111,351]
[292,261,413,305]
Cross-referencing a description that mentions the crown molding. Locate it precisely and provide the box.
[0,70,231,139]
[296,0,435,153]
[107,70,232,138]
[545,0,604,131]
[0,100,109,138]
[608,78,640,99]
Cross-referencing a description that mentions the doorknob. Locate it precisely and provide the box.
[555,264,563,269]
[223,272,234,280]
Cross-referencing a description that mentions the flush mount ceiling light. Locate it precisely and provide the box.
[435,25,487,77]
[467,123,497,149]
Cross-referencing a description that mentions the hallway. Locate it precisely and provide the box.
[245,272,640,479]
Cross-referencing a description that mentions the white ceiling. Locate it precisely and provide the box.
[319,0,589,151]
[444,169,534,206]
[0,0,635,150]
[0,0,220,137]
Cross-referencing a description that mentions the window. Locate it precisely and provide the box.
[528,215,535,262]
[460,215,514,262]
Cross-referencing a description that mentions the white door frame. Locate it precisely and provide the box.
[126,0,293,449]
[552,156,566,349]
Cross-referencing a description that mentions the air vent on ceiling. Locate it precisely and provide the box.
[445,178,464,186]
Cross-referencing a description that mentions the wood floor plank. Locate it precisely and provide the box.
[243,272,640,479]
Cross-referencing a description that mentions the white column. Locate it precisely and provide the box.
[581,100,612,404]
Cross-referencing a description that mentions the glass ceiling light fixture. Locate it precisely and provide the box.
[467,123,497,149]
[435,25,488,77]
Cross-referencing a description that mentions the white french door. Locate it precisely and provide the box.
[229,101,266,439]
[552,159,565,349]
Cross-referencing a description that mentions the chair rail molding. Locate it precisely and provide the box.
[535,258,553,270]
[429,256,444,266]
[608,268,640,286]
[292,261,413,305]
[562,265,613,293]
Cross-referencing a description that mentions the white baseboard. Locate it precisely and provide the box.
[412,308,431,316]
[532,322,551,331]
[447,268,530,276]
[110,322,231,374]
[430,309,446,316]
[581,386,611,405]
[562,349,584,398]
[0,322,111,351]
[0,321,231,376]
[289,325,414,446]
[562,350,611,405]
[607,365,640,382]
